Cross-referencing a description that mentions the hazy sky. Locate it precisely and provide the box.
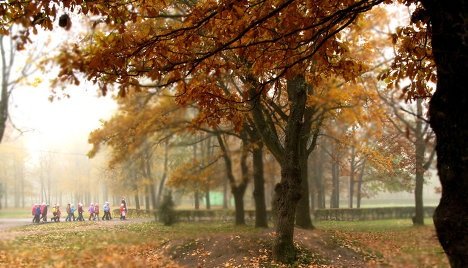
[7,78,116,164]
[1,22,116,164]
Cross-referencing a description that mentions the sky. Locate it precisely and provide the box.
[1,21,117,165]
[8,82,116,162]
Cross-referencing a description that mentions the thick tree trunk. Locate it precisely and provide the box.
[233,186,246,225]
[414,98,425,225]
[252,144,268,228]
[295,153,313,229]
[272,76,307,263]
[423,0,468,266]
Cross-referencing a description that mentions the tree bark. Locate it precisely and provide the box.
[422,0,468,266]
[314,147,326,209]
[145,185,150,211]
[271,76,307,263]
[252,142,268,228]
[205,189,211,210]
[356,159,366,209]
[134,191,140,210]
[194,190,200,210]
[216,131,249,225]
[156,139,169,206]
[295,152,313,228]
[349,147,356,208]
[330,155,340,208]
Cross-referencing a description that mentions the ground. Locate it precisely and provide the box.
[0,213,449,267]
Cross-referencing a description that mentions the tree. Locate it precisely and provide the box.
[0,27,38,142]
[420,1,468,266]
[4,0,467,264]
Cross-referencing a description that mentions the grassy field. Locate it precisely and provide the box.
[0,208,31,219]
[316,218,448,267]
[0,218,449,267]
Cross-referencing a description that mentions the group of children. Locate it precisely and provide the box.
[31,199,128,223]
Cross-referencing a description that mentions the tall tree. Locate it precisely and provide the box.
[420,1,468,265]
[7,0,468,264]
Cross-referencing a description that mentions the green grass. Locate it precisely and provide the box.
[0,219,448,267]
[0,208,31,219]
[316,218,434,232]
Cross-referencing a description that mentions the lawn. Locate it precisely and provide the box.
[316,218,449,267]
[0,208,31,219]
[0,218,449,267]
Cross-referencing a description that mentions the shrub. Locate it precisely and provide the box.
[159,193,177,226]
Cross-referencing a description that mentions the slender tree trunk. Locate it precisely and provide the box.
[194,190,200,210]
[145,185,150,211]
[0,35,11,143]
[330,157,340,208]
[223,178,229,209]
[252,143,268,228]
[423,1,468,266]
[315,147,326,209]
[156,140,169,206]
[205,189,211,210]
[349,146,356,209]
[414,98,425,225]
[356,160,366,209]
[134,191,140,210]
[216,131,249,225]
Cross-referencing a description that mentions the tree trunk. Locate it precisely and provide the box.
[272,76,307,263]
[205,189,211,210]
[423,0,468,266]
[414,98,425,225]
[223,178,229,209]
[349,146,356,209]
[295,152,313,229]
[0,35,11,143]
[194,190,200,210]
[156,140,169,206]
[252,143,268,228]
[233,186,247,225]
[315,147,326,209]
[134,192,140,210]
[216,131,249,225]
[145,185,150,211]
[356,159,366,209]
[330,157,340,208]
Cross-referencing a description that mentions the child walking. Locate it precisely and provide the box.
[77,203,84,221]
[102,202,111,220]
[94,203,100,221]
[120,203,126,220]
[88,203,95,221]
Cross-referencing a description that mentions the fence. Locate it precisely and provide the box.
[112,206,436,222]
